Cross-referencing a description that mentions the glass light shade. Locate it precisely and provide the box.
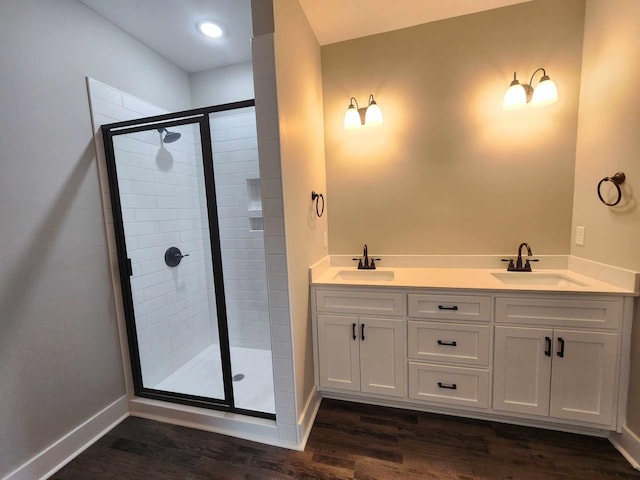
[503,83,527,110]
[364,102,383,126]
[531,77,558,106]
[198,21,223,38]
[344,105,361,129]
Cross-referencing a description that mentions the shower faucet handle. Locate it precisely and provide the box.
[165,247,189,267]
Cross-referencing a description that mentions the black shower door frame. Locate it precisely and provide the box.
[101,100,274,419]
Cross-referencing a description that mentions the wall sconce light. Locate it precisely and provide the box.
[503,68,558,110]
[344,94,383,129]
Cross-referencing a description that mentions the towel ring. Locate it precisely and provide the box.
[597,172,625,206]
[311,191,325,217]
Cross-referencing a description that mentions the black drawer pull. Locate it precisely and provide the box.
[437,382,457,390]
[544,336,552,357]
[557,337,565,358]
[437,340,457,347]
[361,323,365,341]
[352,323,357,340]
[438,305,459,311]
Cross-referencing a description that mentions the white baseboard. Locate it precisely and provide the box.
[3,395,128,480]
[296,388,321,450]
[610,425,640,470]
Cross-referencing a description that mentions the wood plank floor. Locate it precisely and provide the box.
[53,398,640,479]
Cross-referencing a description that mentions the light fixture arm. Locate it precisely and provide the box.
[528,67,547,87]
[511,68,545,102]
[351,96,367,125]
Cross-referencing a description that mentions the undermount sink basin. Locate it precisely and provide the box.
[492,272,588,287]
[334,269,395,281]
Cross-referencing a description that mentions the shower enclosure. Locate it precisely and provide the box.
[102,101,275,417]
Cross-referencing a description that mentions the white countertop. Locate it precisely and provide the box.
[310,259,639,296]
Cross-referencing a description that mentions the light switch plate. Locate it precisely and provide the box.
[576,226,585,246]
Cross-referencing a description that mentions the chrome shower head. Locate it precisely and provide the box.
[157,127,181,144]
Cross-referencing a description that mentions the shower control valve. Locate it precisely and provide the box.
[165,246,189,267]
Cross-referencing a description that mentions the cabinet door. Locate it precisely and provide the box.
[493,326,552,416]
[550,330,618,426]
[359,317,406,397]
[317,314,360,391]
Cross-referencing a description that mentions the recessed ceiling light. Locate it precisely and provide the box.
[197,21,223,38]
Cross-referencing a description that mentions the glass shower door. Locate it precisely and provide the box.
[208,107,275,413]
[104,116,233,408]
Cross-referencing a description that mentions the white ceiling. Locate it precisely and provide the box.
[78,0,253,73]
[298,0,533,45]
[79,0,532,73]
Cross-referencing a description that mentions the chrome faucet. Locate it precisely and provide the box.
[502,242,539,272]
[353,244,380,270]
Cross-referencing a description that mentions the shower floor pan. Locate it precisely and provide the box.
[154,345,275,414]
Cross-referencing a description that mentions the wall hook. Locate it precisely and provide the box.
[311,191,325,217]
[597,172,626,206]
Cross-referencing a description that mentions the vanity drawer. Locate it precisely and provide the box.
[408,321,490,366]
[315,289,404,316]
[408,362,490,408]
[408,294,491,322]
[495,297,622,329]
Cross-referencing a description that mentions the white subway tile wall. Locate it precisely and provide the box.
[252,33,300,444]
[210,107,271,351]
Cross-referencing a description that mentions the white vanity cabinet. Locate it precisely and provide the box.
[493,296,622,427]
[315,289,406,398]
[311,283,630,433]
